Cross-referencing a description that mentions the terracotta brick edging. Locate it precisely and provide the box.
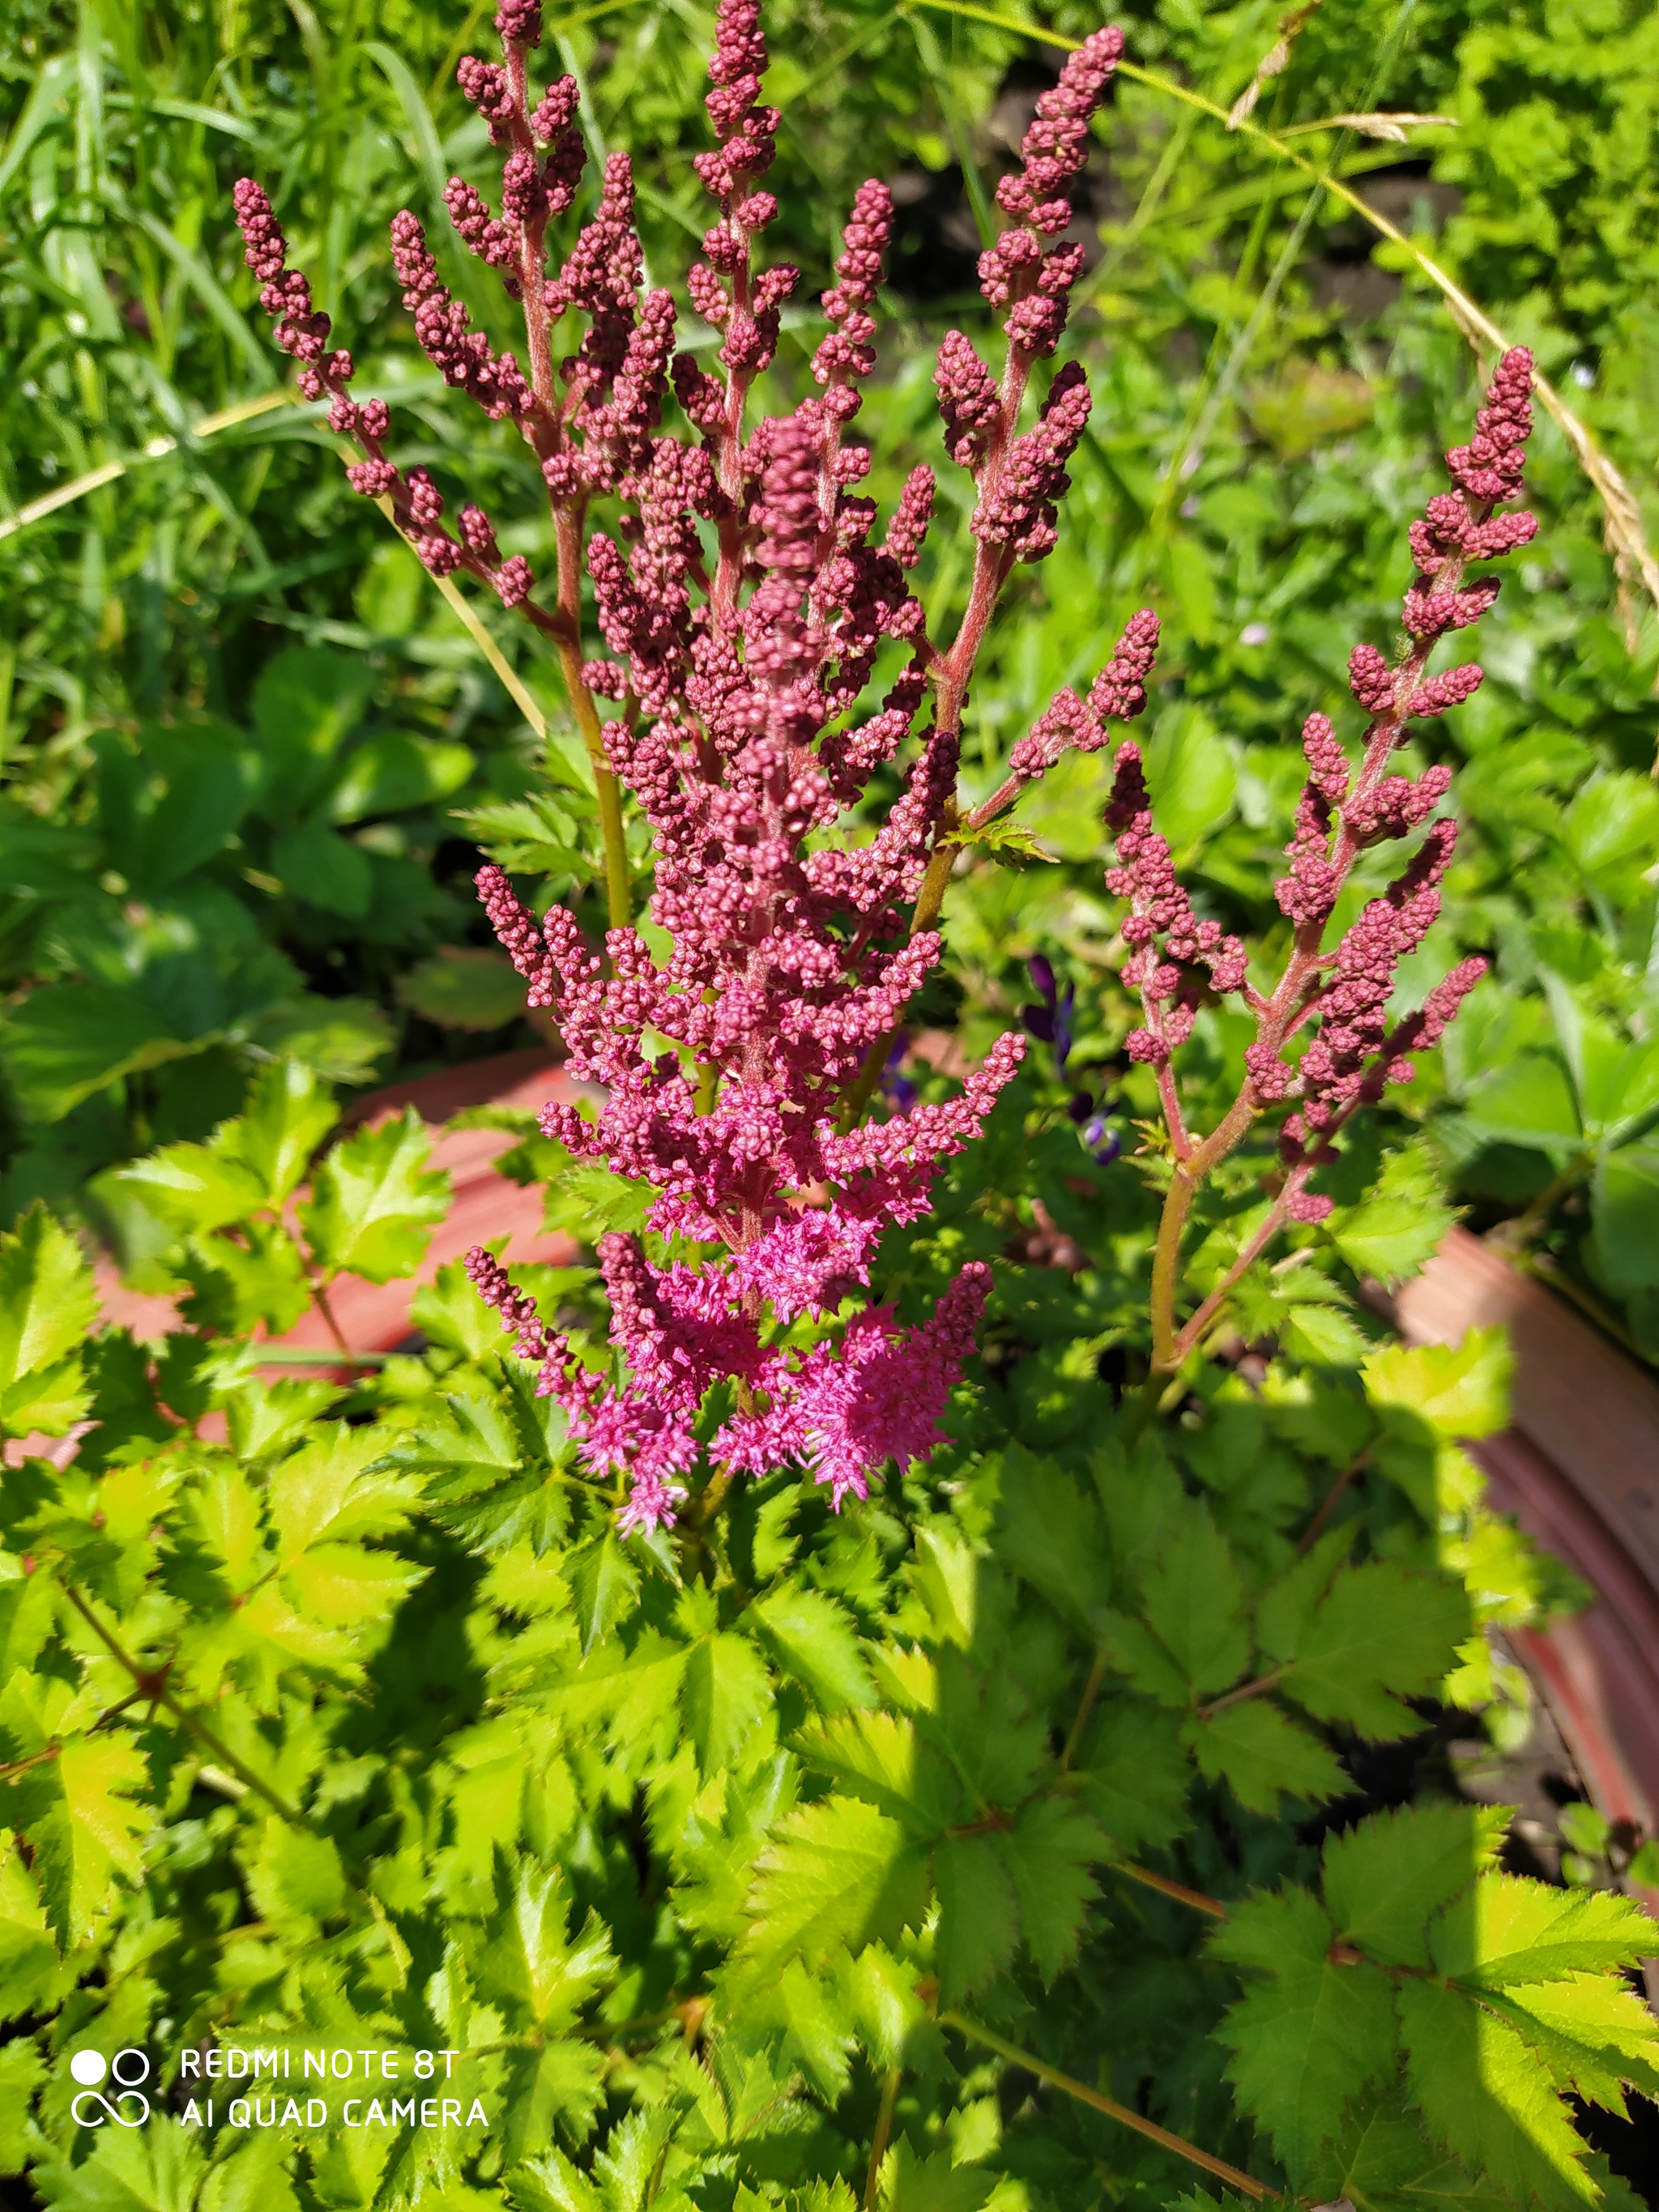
[1392,1229,1659,1913]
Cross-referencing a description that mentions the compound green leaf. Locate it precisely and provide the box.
[297,1106,449,1283]
[798,1710,959,1836]
[1137,1507,1250,1697]
[1077,1697,1192,1852]
[114,1140,267,1236]
[933,1832,1018,2002]
[0,1834,61,2024]
[266,1421,420,1560]
[1486,1973,1659,2109]
[497,2041,608,2166]
[224,1059,339,1206]
[682,1631,773,1779]
[27,1734,151,1947]
[929,1648,1047,1813]
[0,1360,92,1440]
[880,2137,996,2212]
[568,1532,641,1657]
[1429,1872,1655,1988]
[735,1797,928,1987]
[477,1863,614,2034]
[1323,1802,1507,1969]
[1397,1977,1596,2206]
[283,1541,425,1626]
[1278,1562,1469,1737]
[998,1796,1102,1983]
[1183,1700,1348,1813]
[1216,1948,1397,2187]
[179,1221,309,1337]
[245,1824,347,1928]
[1363,1326,1511,1441]
[1210,1882,1332,1972]
[748,1584,873,1713]
[0,1205,98,1403]
[993,1447,1110,1635]
[1309,2090,1506,2212]
[1328,1142,1458,1290]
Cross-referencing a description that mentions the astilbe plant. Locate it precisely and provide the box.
[11,20,1659,2212]
[237,0,1139,1536]
[1093,349,1539,1392]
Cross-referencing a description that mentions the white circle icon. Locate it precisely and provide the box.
[70,2052,106,2087]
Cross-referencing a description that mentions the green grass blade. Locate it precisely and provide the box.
[126,203,275,380]
[0,53,77,201]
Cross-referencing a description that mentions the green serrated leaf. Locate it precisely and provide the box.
[568,1532,642,1656]
[1183,1700,1348,1813]
[800,1710,959,1835]
[1077,1697,1192,1853]
[1363,1326,1511,1442]
[735,1797,929,1987]
[1397,1976,1597,2206]
[24,1734,151,1947]
[297,1106,449,1282]
[0,1833,62,2025]
[1430,1871,1656,1988]
[1215,1941,1397,2185]
[1486,1972,1659,2109]
[748,1584,874,1713]
[1323,1802,1508,1970]
[998,1796,1102,1982]
[0,1205,98,1413]
[994,1448,1111,1635]
[114,1140,268,1236]
[245,1823,346,1928]
[1137,1507,1250,1697]
[1328,1142,1459,1289]
[267,1420,420,1560]
[223,1059,339,1206]
[881,2136,996,2212]
[682,1632,773,1779]
[477,1862,614,2033]
[1277,1562,1469,1737]
[933,1832,1019,2002]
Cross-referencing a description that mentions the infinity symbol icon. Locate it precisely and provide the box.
[70,2089,151,2128]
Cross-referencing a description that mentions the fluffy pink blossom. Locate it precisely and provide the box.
[237,0,1125,1535]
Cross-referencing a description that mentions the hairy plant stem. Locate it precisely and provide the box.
[60,1584,309,1827]
[1113,1859,1229,1920]
[864,2067,902,2212]
[1299,1448,1370,1553]
[938,2012,1274,2200]
[306,1271,352,1357]
[1195,1668,1285,1722]
[1059,1650,1108,1772]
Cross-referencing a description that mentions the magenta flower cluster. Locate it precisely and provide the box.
[237,0,1127,1532]
[1103,348,1536,1234]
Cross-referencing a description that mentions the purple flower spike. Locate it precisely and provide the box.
[234,1,1135,1537]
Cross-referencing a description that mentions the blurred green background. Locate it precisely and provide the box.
[2,0,1657,1349]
